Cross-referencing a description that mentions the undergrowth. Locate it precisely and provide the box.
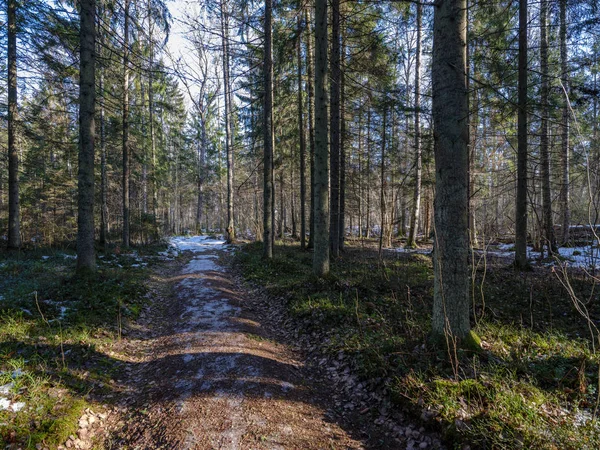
[236,240,600,449]
[0,243,169,449]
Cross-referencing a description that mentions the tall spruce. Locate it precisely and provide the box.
[540,0,556,255]
[306,7,316,250]
[329,0,341,257]
[559,0,570,244]
[515,0,529,269]
[431,0,471,341]
[263,0,274,259]
[76,0,96,271]
[122,0,131,247]
[313,0,330,276]
[7,0,21,250]
[297,7,307,250]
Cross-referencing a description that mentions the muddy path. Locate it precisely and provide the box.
[104,236,424,449]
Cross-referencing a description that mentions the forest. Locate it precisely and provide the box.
[0,0,600,448]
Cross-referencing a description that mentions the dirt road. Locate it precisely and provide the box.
[109,236,376,449]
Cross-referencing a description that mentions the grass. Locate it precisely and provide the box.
[0,243,170,449]
[235,240,600,449]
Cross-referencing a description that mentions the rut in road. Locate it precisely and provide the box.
[113,236,371,449]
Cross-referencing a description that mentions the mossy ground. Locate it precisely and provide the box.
[235,239,600,449]
[0,243,170,449]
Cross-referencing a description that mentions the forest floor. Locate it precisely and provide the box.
[236,239,600,449]
[102,235,439,449]
[2,236,600,449]
[0,237,441,449]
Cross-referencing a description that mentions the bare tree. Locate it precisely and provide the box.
[220,0,235,243]
[407,1,422,249]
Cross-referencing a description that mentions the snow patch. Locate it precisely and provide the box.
[170,235,227,253]
[183,256,220,273]
[479,244,600,269]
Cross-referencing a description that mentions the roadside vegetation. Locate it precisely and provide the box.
[0,244,172,449]
[236,239,600,448]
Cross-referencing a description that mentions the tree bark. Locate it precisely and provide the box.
[559,0,570,245]
[339,38,346,251]
[540,0,556,255]
[515,0,529,269]
[197,97,207,233]
[407,1,422,249]
[379,107,387,257]
[313,0,330,276]
[298,8,307,250]
[7,0,21,249]
[221,0,235,243]
[306,8,316,250]
[148,0,159,237]
[366,107,372,239]
[263,0,274,259]
[77,0,96,271]
[431,0,471,341]
[122,0,131,247]
[99,70,108,247]
[329,0,341,257]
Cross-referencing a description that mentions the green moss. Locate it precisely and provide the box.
[0,245,160,448]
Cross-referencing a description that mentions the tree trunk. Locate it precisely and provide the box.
[298,9,307,250]
[366,108,371,239]
[7,0,21,249]
[466,4,478,247]
[313,0,330,276]
[306,8,316,250]
[197,103,207,233]
[379,107,387,257]
[540,0,556,255]
[431,0,471,341]
[148,0,159,237]
[141,76,148,216]
[122,0,131,247]
[77,0,96,272]
[279,171,284,238]
[407,1,422,249]
[339,41,346,251]
[515,0,529,269]
[221,0,235,243]
[263,0,274,259]
[329,0,341,257]
[99,70,109,247]
[559,0,570,245]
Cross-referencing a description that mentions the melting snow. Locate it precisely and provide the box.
[480,244,600,269]
[183,256,220,274]
[170,235,227,252]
